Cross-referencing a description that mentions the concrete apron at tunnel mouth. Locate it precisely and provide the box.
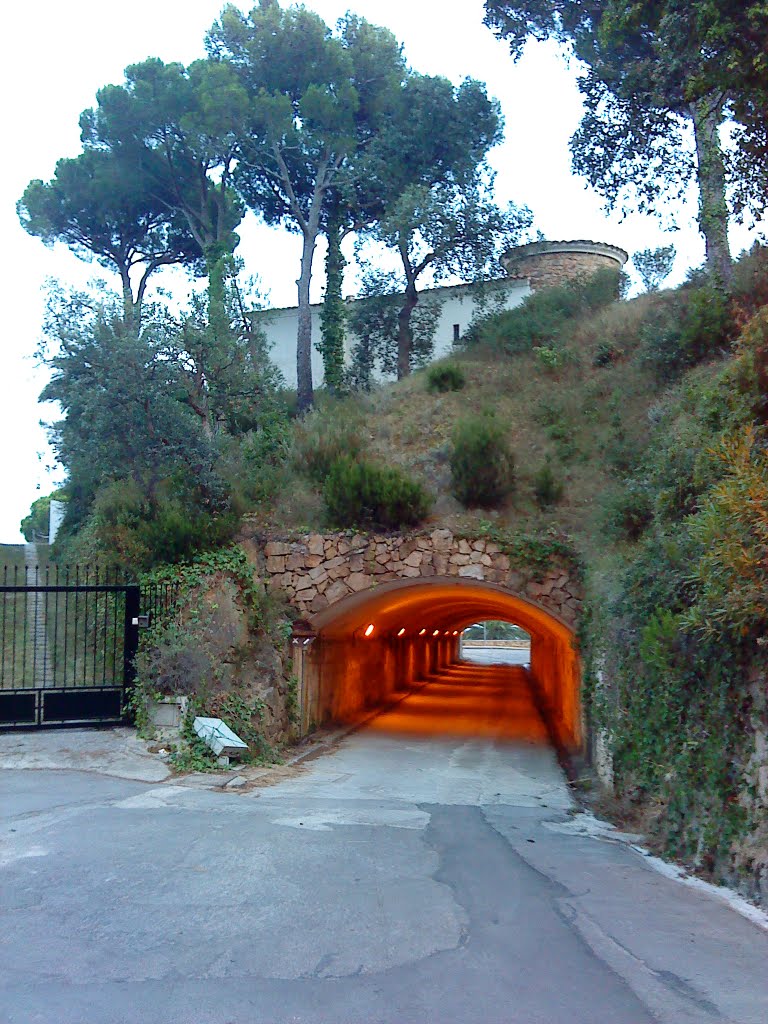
[274,660,573,814]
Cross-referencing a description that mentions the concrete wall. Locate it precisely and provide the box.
[256,279,530,389]
[295,631,457,733]
[528,630,582,754]
[48,500,66,545]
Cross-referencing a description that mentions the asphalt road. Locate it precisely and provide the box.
[2,665,767,1024]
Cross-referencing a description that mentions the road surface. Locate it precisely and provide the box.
[1,663,767,1023]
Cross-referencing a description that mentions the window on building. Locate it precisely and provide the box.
[453,323,460,343]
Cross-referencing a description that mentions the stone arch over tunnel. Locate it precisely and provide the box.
[294,577,582,754]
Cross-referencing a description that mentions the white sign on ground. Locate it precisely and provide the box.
[193,717,248,759]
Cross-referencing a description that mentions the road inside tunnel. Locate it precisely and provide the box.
[365,661,550,744]
[298,577,582,754]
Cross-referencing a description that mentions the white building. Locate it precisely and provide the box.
[257,277,531,389]
[257,240,629,389]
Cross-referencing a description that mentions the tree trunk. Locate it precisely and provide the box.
[397,282,418,380]
[691,95,732,288]
[120,268,140,337]
[296,229,316,414]
[319,213,347,394]
[206,247,228,346]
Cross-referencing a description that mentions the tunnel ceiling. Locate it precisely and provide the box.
[310,578,574,643]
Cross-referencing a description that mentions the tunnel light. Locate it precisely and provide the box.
[364,623,375,638]
[419,628,427,636]
[397,627,406,637]
[444,630,450,636]
[453,630,459,636]
[432,629,440,637]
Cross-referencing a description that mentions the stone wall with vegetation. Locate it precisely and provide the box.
[578,288,768,905]
[134,549,296,768]
[242,528,582,628]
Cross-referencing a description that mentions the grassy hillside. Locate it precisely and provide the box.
[261,280,667,566]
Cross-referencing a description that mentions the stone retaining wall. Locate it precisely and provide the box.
[251,530,582,628]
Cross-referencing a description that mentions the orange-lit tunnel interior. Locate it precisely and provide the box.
[293,577,582,753]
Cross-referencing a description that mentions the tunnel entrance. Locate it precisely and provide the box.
[293,577,582,753]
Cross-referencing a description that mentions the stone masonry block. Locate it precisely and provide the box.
[264,542,292,557]
[347,572,373,592]
[307,534,325,557]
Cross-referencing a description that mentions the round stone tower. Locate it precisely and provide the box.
[502,239,628,292]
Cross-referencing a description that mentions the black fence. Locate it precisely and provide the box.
[0,564,178,730]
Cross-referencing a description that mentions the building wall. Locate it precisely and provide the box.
[259,305,327,390]
[257,279,531,389]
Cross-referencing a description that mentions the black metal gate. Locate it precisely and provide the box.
[0,565,143,730]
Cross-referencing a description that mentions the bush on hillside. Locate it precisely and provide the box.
[640,286,735,383]
[600,482,653,541]
[450,413,515,508]
[426,363,466,393]
[464,267,627,354]
[593,340,622,366]
[323,456,431,530]
[85,480,237,571]
[292,404,365,485]
[731,242,768,318]
[533,460,564,508]
[217,412,293,511]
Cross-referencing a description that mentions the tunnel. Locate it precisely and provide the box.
[292,577,582,754]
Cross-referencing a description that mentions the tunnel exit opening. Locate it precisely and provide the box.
[293,577,582,754]
[460,621,531,668]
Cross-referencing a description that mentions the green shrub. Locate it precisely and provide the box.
[534,401,579,462]
[731,242,768,318]
[292,405,364,485]
[426,363,466,393]
[593,340,622,367]
[533,460,564,507]
[465,268,625,354]
[323,456,431,529]
[641,286,735,383]
[219,413,293,510]
[86,479,235,571]
[601,482,653,541]
[450,414,515,508]
[533,344,568,374]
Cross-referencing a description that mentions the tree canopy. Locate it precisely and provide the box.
[79,56,247,332]
[206,0,407,411]
[352,73,531,377]
[18,149,198,331]
[483,0,738,284]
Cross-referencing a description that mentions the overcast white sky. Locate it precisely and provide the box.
[0,0,763,543]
